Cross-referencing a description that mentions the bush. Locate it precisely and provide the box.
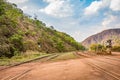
[90,44,105,51]
[112,46,120,52]
[0,0,5,15]
[23,40,39,51]
[25,30,30,36]
[17,30,24,36]
[31,31,36,36]
[0,44,14,58]
[56,41,65,52]
[10,34,24,51]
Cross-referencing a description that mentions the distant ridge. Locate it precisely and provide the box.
[82,28,120,48]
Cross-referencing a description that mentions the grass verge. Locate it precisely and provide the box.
[0,51,50,66]
[51,52,78,61]
[0,51,80,66]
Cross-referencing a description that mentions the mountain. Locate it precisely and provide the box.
[0,0,84,57]
[82,28,120,48]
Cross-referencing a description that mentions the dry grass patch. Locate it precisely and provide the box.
[51,52,78,61]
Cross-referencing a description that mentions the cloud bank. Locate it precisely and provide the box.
[39,0,73,18]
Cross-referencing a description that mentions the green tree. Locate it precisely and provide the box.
[0,0,5,15]
[112,46,120,52]
[56,41,64,52]
[90,44,104,51]
[10,34,24,52]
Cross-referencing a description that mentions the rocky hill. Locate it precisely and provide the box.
[0,0,84,57]
[82,28,120,48]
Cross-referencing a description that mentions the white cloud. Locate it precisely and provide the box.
[71,31,82,42]
[84,0,110,15]
[102,14,120,29]
[84,0,109,15]
[21,6,28,11]
[102,15,116,27]
[84,0,120,16]
[39,0,73,18]
[88,14,120,35]
[84,1,103,15]
[110,0,120,11]
[7,0,28,4]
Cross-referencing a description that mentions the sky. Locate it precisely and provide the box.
[7,0,120,42]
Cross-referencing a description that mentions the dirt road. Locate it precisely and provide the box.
[0,52,120,80]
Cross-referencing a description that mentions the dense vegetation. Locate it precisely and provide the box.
[89,44,106,53]
[90,43,120,54]
[0,0,85,57]
[112,46,120,52]
[90,44,104,51]
[112,37,120,52]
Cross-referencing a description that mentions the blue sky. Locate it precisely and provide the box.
[7,0,120,42]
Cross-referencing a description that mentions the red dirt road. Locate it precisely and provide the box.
[0,52,120,80]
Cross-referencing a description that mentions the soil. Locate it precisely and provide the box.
[0,52,120,80]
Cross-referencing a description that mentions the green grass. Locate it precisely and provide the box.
[51,52,78,61]
[0,51,50,66]
[0,52,80,66]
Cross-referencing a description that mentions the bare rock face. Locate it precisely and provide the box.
[82,28,120,48]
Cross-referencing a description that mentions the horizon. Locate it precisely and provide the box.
[7,0,120,42]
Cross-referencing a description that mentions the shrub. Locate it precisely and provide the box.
[23,40,39,51]
[25,30,30,36]
[56,41,65,52]
[31,31,36,36]
[10,34,24,51]
[112,46,120,52]
[90,44,105,51]
[0,44,14,58]
[17,30,24,36]
[0,0,5,15]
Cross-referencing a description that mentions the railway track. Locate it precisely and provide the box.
[76,52,120,67]
[75,52,120,67]
[74,52,120,80]
[38,54,60,62]
[82,59,120,80]
[1,54,60,80]
[103,56,120,62]
[1,68,33,80]
[0,54,59,71]
[81,52,120,62]
[0,54,50,71]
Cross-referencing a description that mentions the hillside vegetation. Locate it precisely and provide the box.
[0,0,85,57]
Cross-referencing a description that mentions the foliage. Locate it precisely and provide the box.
[10,34,24,51]
[0,0,5,15]
[0,52,50,66]
[56,32,85,50]
[90,44,105,51]
[0,44,14,58]
[23,40,39,51]
[112,46,120,52]
[31,31,37,36]
[89,44,109,54]
[56,41,65,52]
[52,52,77,61]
